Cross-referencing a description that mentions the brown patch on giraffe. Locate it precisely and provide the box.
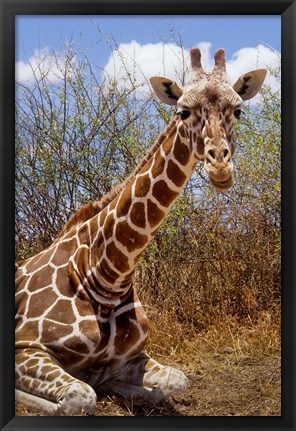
[27,267,55,293]
[46,370,62,382]
[26,359,39,368]
[139,157,153,174]
[196,137,205,156]
[15,352,29,365]
[114,315,141,355]
[56,266,75,298]
[77,223,90,245]
[94,321,111,353]
[108,195,119,212]
[75,247,90,279]
[27,288,58,318]
[15,291,29,315]
[117,186,132,217]
[103,213,115,241]
[64,336,90,354]
[99,207,108,227]
[179,124,186,138]
[151,154,166,179]
[105,243,130,273]
[152,180,179,208]
[26,365,39,377]
[115,221,148,253]
[134,174,151,198]
[147,199,165,228]
[41,319,73,344]
[89,216,100,243]
[24,247,55,273]
[167,159,187,187]
[79,320,100,344]
[46,299,76,324]
[162,137,174,156]
[75,297,97,316]
[130,202,146,229]
[16,321,39,342]
[173,136,190,165]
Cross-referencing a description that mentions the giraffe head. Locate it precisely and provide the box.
[150,48,266,190]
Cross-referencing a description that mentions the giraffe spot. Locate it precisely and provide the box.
[26,365,39,378]
[147,199,165,228]
[179,125,186,138]
[167,160,187,187]
[94,321,110,353]
[15,290,29,315]
[115,221,148,253]
[79,320,100,344]
[134,174,151,198]
[32,380,41,390]
[25,247,56,273]
[114,306,148,356]
[130,202,146,229]
[27,267,54,293]
[75,297,97,316]
[152,180,178,208]
[100,255,123,282]
[46,370,62,382]
[99,207,108,227]
[162,137,174,156]
[89,216,100,243]
[117,186,132,217]
[196,137,205,157]
[64,336,90,354]
[27,288,58,318]
[139,157,153,174]
[103,213,115,241]
[56,266,73,298]
[16,321,39,343]
[75,247,90,279]
[105,242,130,273]
[26,359,39,368]
[173,137,190,165]
[41,319,73,344]
[46,299,76,324]
[151,155,165,179]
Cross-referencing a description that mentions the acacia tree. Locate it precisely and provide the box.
[15,44,173,259]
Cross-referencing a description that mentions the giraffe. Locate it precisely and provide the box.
[15,47,266,415]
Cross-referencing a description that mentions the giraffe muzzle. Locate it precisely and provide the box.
[204,145,234,190]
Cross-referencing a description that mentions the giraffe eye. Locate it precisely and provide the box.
[234,109,242,119]
[176,108,191,121]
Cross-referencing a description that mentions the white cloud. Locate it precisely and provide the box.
[102,41,281,103]
[15,47,76,84]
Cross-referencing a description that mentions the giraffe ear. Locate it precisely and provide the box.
[150,76,183,105]
[233,69,267,101]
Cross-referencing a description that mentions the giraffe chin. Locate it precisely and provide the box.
[210,175,234,191]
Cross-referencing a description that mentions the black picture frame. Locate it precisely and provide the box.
[1,1,295,430]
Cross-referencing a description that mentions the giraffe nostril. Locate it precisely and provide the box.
[208,150,215,160]
[223,149,230,159]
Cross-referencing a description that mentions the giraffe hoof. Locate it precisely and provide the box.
[57,382,97,415]
[144,366,190,399]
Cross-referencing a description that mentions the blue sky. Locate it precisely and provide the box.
[15,16,281,102]
[16,15,281,62]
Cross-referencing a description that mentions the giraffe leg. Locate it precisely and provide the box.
[93,351,189,401]
[15,349,97,415]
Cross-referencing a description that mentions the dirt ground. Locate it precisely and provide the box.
[16,353,280,416]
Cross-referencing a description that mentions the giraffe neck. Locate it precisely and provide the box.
[75,118,198,303]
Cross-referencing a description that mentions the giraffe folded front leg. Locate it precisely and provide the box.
[141,356,190,400]
[95,352,189,401]
[15,349,97,415]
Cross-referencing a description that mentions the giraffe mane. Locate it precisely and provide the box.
[56,116,179,239]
